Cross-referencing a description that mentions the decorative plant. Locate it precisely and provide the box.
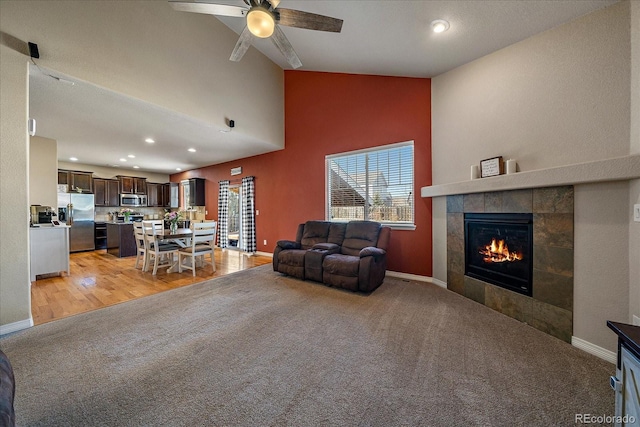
[164,210,183,228]
[120,208,134,221]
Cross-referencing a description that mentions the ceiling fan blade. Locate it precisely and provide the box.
[169,1,248,18]
[276,8,343,33]
[271,25,302,69]
[230,26,253,62]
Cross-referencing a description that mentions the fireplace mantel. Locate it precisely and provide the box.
[421,154,640,198]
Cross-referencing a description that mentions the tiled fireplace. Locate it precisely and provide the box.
[447,186,574,342]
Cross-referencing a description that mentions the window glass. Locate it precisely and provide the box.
[326,141,414,228]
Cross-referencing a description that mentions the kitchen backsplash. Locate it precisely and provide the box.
[95,206,206,222]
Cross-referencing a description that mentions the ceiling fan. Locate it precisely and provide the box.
[170,0,344,69]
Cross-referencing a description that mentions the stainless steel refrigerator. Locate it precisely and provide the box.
[57,193,95,252]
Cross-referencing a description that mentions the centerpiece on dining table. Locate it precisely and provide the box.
[164,210,183,233]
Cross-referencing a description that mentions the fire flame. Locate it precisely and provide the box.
[480,238,523,263]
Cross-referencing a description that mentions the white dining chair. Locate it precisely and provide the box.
[142,220,180,275]
[178,221,217,276]
[133,222,147,270]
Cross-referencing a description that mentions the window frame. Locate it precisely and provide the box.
[325,140,416,231]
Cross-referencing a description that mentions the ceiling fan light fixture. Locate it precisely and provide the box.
[431,19,450,33]
[247,7,275,38]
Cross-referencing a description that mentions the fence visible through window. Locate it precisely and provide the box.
[326,141,414,226]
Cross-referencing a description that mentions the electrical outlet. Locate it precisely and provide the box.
[205,210,208,215]
[256,210,259,215]
[263,239,267,246]
[634,315,640,326]
[635,204,640,222]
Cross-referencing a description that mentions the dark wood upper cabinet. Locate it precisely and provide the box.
[181,178,205,207]
[147,182,161,207]
[58,170,93,193]
[118,176,146,195]
[58,170,69,185]
[94,178,120,207]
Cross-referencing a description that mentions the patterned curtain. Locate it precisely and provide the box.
[240,176,256,253]
[217,180,229,248]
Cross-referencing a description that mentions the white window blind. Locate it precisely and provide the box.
[326,141,414,227]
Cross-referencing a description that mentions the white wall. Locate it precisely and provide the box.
[0,46,32,331]
[0,1,284,148]
[0,0,283,332]
[29,136,57,207]
[431,1,633,352]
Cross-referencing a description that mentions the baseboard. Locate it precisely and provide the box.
[255,251,273,258]
[571,336,616,364]
[386,271,447,289]
[0,317,34,336]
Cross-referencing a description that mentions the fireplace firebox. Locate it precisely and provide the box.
[464,213,533,296]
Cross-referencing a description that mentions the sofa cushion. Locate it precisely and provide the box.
[300,221,330,249]
[323,254,360,277]
[278,249,307,267]
[327,223,347,245]
[341,221,381,256]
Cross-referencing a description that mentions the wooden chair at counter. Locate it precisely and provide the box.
[142,220,180,275]
[178,221,217,276]
[133,222,147,271]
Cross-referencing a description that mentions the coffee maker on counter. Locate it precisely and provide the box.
[30,205,56,226]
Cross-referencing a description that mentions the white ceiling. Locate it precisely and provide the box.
[29,0,618,175]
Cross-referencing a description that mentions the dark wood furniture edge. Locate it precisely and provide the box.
[607,320,640,368]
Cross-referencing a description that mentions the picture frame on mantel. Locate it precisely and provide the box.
[480,156,504,178]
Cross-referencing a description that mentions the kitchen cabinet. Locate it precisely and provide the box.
[58,170,69,185]
[181,178,205,207]
[58,170,93,193]
[163,182,179,208]
[106,223,136,257]
[94,178,120,207]
[118,176,146,195]
[94,221,107,249]
[147,182,163,207]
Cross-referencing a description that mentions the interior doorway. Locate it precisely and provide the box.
[227,185,242,249]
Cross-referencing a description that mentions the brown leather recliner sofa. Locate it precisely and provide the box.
[273,220,390,293]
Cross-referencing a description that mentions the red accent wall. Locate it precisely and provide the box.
[172,71,432,276]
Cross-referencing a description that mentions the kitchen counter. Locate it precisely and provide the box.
[29,225,70,281]
[106,223,136,257]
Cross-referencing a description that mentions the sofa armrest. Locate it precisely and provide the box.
[359,246,386,259]
[277,240,301,250]
[311,243,340,254]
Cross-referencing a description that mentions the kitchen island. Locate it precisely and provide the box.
[29,224,70,281]
[106,222,136,258]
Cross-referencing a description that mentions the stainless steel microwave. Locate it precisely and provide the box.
[120,194,147,207]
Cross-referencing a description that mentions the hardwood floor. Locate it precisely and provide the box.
[30,249,272,325]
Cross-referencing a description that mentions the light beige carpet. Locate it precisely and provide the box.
[0,265,614,426]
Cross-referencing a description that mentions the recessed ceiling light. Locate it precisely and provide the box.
[69,157,78,161]
[176,168,182,171]
[188,148,196,152]
[119,158,127,162]
[133,165,140,169]
[431,19,450,33]
[128,154,136,158]
[145,138,155,143]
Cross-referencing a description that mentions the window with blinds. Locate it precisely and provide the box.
[326,141,414,228]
